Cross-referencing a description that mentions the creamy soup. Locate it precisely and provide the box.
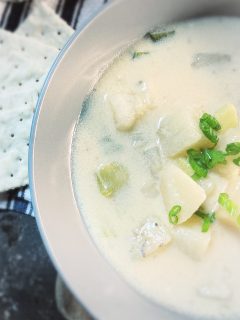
[72,17,240,319]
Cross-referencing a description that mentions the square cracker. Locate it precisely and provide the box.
[16,0,74,49]
[0,29,58,192]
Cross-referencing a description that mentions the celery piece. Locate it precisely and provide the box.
[96,162,129,197]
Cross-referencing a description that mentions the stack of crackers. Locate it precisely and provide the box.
[0,1,74,193]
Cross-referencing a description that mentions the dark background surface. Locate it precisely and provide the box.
[0,211,65,320]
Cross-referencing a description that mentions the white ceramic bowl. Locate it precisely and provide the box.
[29,0,240,319]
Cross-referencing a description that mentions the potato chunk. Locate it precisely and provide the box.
[198,173,228,213]
[215,104,238,133]
[158,110,213,157]
[160,163,206,224]
[108,92,153,131]
[171,216,211,260]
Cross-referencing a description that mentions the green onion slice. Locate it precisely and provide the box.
[168,205,181,225]
[199,113,221,144]
[195,210,216,232]
[132,51,149,59]
[146,30,175,42]
[226,142,240,155]
[218,193,238,216]
[233,157,240,166]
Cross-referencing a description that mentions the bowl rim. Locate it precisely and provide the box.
[29,0,239,319]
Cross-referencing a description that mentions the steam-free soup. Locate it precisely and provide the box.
[72,17,240,319]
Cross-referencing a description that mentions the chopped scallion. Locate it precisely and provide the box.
[199,113,221,144]
[168,205,181,225]
[132,51,149,59]
[195,210,216,232]
[226,142,240,155]
[233,157,240,166]
[146,30,175,42]
[218,193,238,216]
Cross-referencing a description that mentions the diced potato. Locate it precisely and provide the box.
[171,216,211,260]
[108,93,153,131]
[158,110,213,158]
[215,104,238,134]
[217,176,240,230]
[198,173,228,213]
[214,160,240,180]
[175,157,194,177]
[159,163,206,224]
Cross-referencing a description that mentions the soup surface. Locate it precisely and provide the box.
[72,17,240,319]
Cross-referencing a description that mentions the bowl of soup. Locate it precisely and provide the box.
[30,0,240,319]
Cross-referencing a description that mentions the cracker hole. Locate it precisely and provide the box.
[44,56,48,60]
[35,79,39,83]
[21,47,25,51]
[10,134,14,138]
[25,33,29,37]
[0,106,3,111]
[18,82,22,87]
[24,101,27,105]
[14,65,19,69]
[0,39,3,44]
[41,31,45,36]
[57,31,62,35]
[2,86,5,90]
[3,149,6,153]
[17,157,22,162]
[27,143,29,147]
[19,118,23,122]
[10,174,13,178]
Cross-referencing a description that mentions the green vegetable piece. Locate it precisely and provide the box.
[146,30,175,42]
[200,113,221,131]
[168,205,181,225]
[202,149,227,169]
[226,142,240,155]
[195,210,216,232]
[233,157,240,166]
[187,147,228,179]
[199,113,221,144]
[218,193,239,217]
[96,162,129,197]
[187,149,208,178]
[132,51,149,59]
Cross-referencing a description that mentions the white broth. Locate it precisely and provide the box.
[72,17,240,319]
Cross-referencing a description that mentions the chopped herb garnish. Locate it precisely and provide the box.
[218,193,239,216]
[226,142,240,155]
[168,205,181,225]
[202,149,227,169]
[233,157,240,166]
[96,162,129,197]
[195,210,216,232]
[187,149,208,179]
[187,148,227,179]
[199,113,221,144]
[200,113,221,130]
[132,51,149,59]
[146,30,175,42]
